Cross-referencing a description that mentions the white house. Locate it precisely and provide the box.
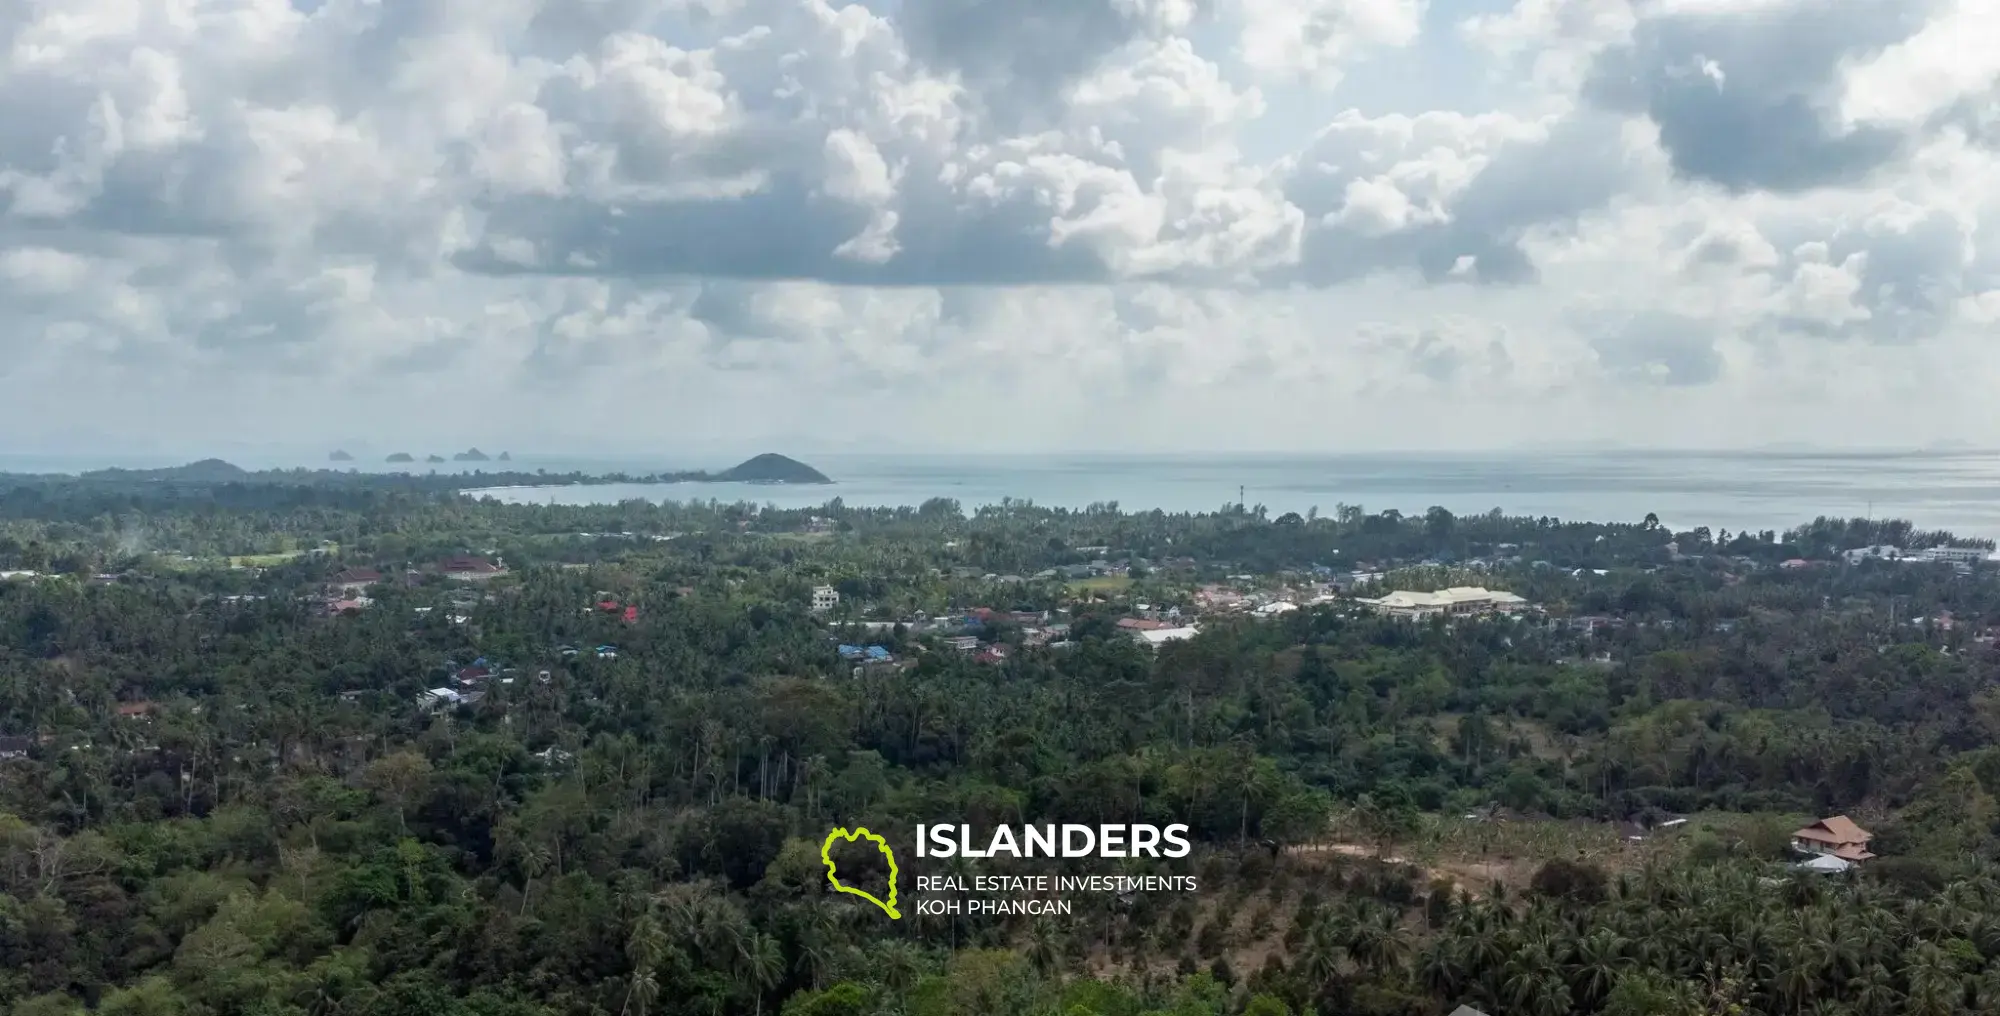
[1914,546,1986,566]
[419,688,463,712]
[1355,587,1529,619]
[811,585,840,613]
[1137,626,1200,648]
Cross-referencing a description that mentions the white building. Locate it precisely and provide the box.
[1355,586,1529,620]
[811,585,840,613]
[1137,625,1200,648]
[1253,601,1299,618]
[1914,546,1986,566]
[419,688,463,712]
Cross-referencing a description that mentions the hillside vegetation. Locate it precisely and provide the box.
[0,488,1996,1015]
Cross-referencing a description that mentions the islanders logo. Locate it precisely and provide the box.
[821,826,900,919]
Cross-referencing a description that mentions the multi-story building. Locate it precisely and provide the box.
[1914,545,1987,566]
[811,585,840,613]
[1355,586,1529,620]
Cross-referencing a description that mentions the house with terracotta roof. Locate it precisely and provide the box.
[331,567,383,594]
[1791,815,1875,862]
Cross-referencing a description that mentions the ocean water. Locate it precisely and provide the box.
[5,449,1999,536]
[460,450,2000,538]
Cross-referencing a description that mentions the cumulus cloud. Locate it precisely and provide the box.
[1582,0,1939,193]
[0,0,1997,455]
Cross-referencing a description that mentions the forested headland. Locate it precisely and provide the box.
[2,471,2000,1016]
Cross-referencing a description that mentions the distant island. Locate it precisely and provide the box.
[498,451,511,461]
[329,450,354,462]
[426,454,446,463]
[65,459,252,483]
[707,453,832,484]
[453,448,490,462]
[0,453,834,492]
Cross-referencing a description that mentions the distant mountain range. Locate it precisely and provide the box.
[25,453,834,487]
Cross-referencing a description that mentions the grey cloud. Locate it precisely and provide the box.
[1283,113,1633,287]
[935,287,998,326]
[1385,327,1515,385]
[898,0,1167,125]
[1937,85,2000,166]
[1406,331,1464,382]
[1585,0,1940,193]
[1111,287,1181,332]
[1687,233,1749,268]
[688,280,786,338]
[1768,210,1969,343]
[1591,312,1722,386]
[458,166,1115,285]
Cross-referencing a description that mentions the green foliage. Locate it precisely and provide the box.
[781,982,876,1016]
[0,479,1998,1016]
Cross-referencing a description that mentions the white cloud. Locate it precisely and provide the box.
[1841,1,2000,125]
[1232,0,1425,89]
[0,0,1995,457]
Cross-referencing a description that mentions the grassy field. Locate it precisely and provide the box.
[229,552,307,567]
[1067,575,1133,594]
[226,543,338,568]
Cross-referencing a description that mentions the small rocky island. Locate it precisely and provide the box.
[708,453,832,484]
[642,453,832,484]
[498,451,511,462]
[329,449,354,462]
[386,452,415,463]
[425,454,446,464]
[452,448,491,462]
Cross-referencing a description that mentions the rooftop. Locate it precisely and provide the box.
[1360,586,1528,609]
[1794,815,1871,842]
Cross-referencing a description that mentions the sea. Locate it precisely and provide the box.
[449,450,2000,538]
[7,450,2000,537]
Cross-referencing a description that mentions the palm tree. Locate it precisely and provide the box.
[1346,908,1408,978]
[1849,964,1902,1016]
[1295,919,1346,989]
[620,970,659,1016]
[738,932,784,1016]
[873,939,927,1003]
[1569,928,1633,1008]
[1026,920,1066,976]
[1416,938,1463,999]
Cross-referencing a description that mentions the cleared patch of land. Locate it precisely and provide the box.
[1067,576,1133,594]
[229,552,308,567]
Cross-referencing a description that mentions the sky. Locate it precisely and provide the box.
[1,0,1999,458]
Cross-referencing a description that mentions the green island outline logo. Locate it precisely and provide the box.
[820,826,901,919]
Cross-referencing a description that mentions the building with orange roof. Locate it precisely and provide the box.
[1791,815,1874,862]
